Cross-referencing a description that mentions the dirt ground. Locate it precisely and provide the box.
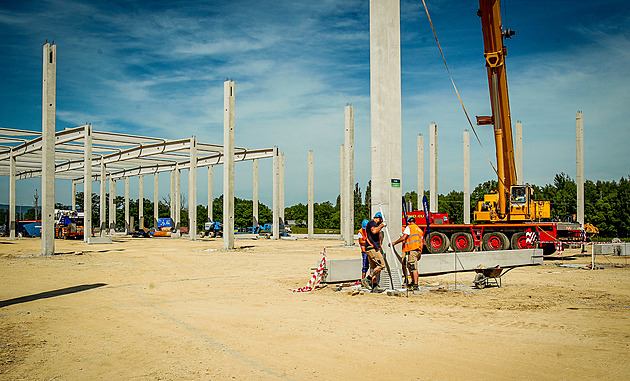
[1,236,629,380]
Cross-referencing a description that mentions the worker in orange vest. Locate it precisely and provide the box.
[390,217,424,290]
[358,219,370,279]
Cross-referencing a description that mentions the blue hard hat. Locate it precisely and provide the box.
[374,212,383,219]
[407,217,416,224]
[362,219,369,229]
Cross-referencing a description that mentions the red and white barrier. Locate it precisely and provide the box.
[292,249,327,292]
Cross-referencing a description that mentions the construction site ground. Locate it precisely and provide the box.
[1,237,628,380]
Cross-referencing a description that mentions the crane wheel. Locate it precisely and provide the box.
[451,232,474,252]
[511,232,531,249]
[427,232,450,254]
[482,232,509,251]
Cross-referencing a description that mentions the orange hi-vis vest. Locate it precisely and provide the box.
[358,229,368,253]
[402,224,424,252]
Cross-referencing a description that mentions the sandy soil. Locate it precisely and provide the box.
[1,236,629,380]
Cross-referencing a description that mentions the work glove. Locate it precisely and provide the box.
[381,221,387,227]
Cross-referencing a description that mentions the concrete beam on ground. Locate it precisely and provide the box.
[370,0,403,286]
[100,160,106,237]
[41,42,56,255]
[223,80,235,249]
[308,150,314,239]
[252,159,258,227]
[576,112,584,226]
[343,105,355,246]
[430,123,438,213]
[463,130,471,225]
[189,137,197,241]
[417,134,423,209]
[84,124,93,243]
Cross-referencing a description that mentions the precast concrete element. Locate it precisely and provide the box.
[153,173,158,228]
[170,169,175,222]
[100,160,106,237]
[280,153,285,225]
[321,249,543,283]
[175,164,181,231]
[189,137,197,241]
[9,149,16,240]
[343,105,355,246]
[430,123,438,213]
[124,176,130,234]
[339,145,344,237]
[272,146,279,239]
[370,0,403,287]
[223,80,235,249]
[84,124,93,242]
[252,159,258,227]
[138,174,144,229]
[463,130,471,224]
[88,236,112,244]
[515,121,523,184]
[417,134,424,209]
[576,112,584,226]
[207,165,213,222]
[308,150,314,239]
[71,180,76,211]
[109,178,116,234]
[42,42,56,255]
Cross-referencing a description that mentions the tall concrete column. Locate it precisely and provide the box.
[170,169,175,222]
[343,105,355,245]
[252,159,258,227]
[272,146,279,239]
[109,178,116,234]
[463,130,471,224]
[41,42,56,255]
[515,121,523,185]
[100,160,106,237]
[576,112,584,226]
[207,166,213,222]
[417,134,424,210]
[175,164,181,232]
[370,0,402,283]
[340,145,344,236]
[429,123,438,213]
[84,124,93,242]
[223,80,235,249]
[280,153,285,225]
[153,173,159,228]
[138,175,144,230]
[9,149,16,240]
[189,137,197,241]
[308,150,314,239]
[71,180,76,211]
[124,177,130,234]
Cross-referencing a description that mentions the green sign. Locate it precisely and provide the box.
[391,179,401,188]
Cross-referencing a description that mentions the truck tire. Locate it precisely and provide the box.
[427,232,450,254]
[511,232,530,249]
[450,232,474,252]
[482,232,509,251]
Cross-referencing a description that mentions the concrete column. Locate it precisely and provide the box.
[417,134,424,210]
[170,169,175,222]
[109,178,116,234]
[515,121,523,185]
[576,112,584,226]
[124,177,130,234]
[207,166,213,222]
[272,146,279,239]
[175,164,181,232]
[153,173,159,228]
[189,137,197,241]
[463,130,471,225]
[71,180,76,212]
[223,80,235,249]
[308,150,314,239]
[41,42,56,255]
[280,152,285,225]
[100,160,106,237]
[340,144,344,236]
[343,105,355,246]
[138,175,144,230]
[84,124,93,242]
[429,123,438,213]
[9,149,16,240]
[252,159,258,227]
[370,0,403,284]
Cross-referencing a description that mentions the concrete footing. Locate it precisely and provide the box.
[87,236,112,244]
[594,243,629,256]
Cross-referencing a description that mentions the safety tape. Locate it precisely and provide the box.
[292,249,327,292]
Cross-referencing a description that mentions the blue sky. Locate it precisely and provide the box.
[1,0,629,209]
